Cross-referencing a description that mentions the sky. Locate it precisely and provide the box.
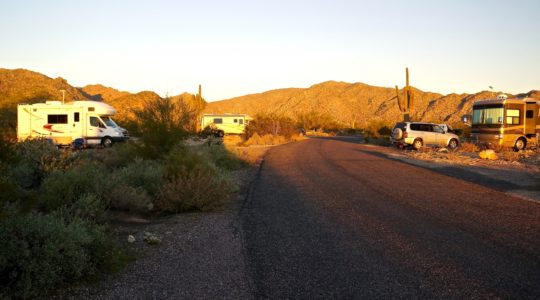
[1,0,539,101]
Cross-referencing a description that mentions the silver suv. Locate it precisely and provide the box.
[390,122,460,150]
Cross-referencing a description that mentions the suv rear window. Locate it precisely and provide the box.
[410,123,434,132]
[410,123,421,131]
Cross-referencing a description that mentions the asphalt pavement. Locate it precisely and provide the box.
[241,137,540,299]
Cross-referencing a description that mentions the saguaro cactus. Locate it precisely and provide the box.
[395,67,415,121]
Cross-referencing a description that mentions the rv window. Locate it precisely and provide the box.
[101,116,117,128]
[526,110,533,119]
[234,119,238,123]
[214,118,223,124]
[48,114,68,124]
[90,116,105,128]
[473,106,504,125]
[74,112,80,122]
[88,107,95,112]
[506,109,520,125]
[239,119,244,125]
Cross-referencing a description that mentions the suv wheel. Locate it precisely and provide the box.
[413,139,423,150]
[448,139,458,150]
[392,128,403,140]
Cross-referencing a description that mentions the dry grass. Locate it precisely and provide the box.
[459,142,479,152]
[398,142,540,171]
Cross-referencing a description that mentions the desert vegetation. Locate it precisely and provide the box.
[0,97,243,299]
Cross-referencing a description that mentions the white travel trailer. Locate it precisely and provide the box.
[201,114,252,136]
[17,100,128,147]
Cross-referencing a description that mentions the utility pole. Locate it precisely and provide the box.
[60,89,66,104]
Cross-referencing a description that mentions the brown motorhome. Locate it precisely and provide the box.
[471,95,540,150]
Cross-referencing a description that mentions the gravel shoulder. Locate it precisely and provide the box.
[55,166,259,300]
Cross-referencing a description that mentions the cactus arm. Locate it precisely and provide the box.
[396,85,404,112]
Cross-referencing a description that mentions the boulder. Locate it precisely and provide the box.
[479,149,498,160]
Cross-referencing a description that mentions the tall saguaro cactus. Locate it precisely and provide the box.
[195,84,204,132]
[395,67,415,121]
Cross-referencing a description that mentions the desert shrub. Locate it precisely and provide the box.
[156,166,230,213]
[53,193,108,225]
[0,213,113,299]
[497,149,522,162]
[153,144,234,213]
[297,111,339,131]
[39,163,106,211]
[106,184,153,213]
[9,139,71,189]
[363,120,393,139]
[0,176,33,216]
[109,159,163,194]
[79,142,140,170]
[459,142,479,152]
[245,114,297,139]
[0,134,16,164]
[132,97,196,159]
[204,143,246,170]
[163,144,212,177]
[243,133,287,146]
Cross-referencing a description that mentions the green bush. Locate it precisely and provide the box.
[156,165,230,213]
[363,120,393,139]
[109,159,163,195]
[106,184,153,213]
[10,139,65,189]
[53,193,108,225]
[203,143,245,171]
[132,97,196,159]
[154,144,233,213]
[245,113,298,139]
[75,142,141,170]
[0,213,113,299]
[297,111,339,131]
[39,163,106,211]
[163,144,211,178]
[93,159,162,213]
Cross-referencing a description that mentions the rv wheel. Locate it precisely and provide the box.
[101,137,113,148]
[514,138,526,151]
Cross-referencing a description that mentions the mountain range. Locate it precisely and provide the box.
[1,68,538,136]
[204,81,540,129]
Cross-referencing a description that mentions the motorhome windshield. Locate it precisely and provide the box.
[100,116,117,128]
[472,105,504,125]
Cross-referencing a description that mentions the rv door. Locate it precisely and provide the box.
[86,116,105,144]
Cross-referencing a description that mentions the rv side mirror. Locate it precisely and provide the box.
[461,115,471,125]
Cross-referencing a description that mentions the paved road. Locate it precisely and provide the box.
[241,137,540,299]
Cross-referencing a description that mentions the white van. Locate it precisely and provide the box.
[17,100,128,147]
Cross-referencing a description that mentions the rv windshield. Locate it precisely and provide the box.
[472,105,504,125]
[100,116,117,128]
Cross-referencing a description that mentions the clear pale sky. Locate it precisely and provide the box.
[1,0,539,101]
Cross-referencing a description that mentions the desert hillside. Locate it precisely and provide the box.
[0,69,203,136]
[1,68,538,135]
[206,81,540,128]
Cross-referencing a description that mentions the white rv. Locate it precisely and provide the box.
[201,114,252,136]
[17,100,128,147]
